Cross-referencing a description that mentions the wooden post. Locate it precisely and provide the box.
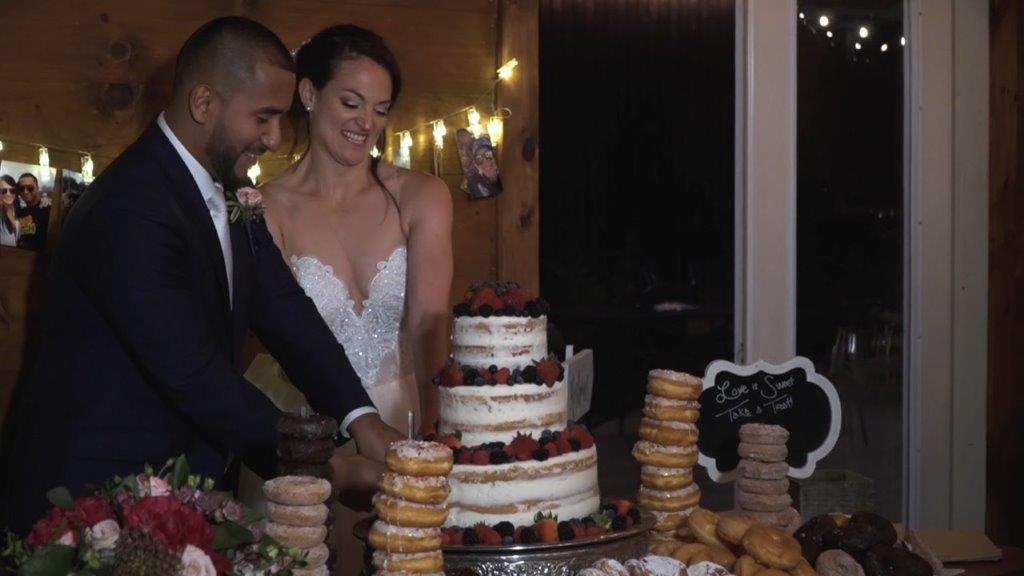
[496,0,540,292]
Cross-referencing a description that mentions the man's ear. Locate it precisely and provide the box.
[188,84,217,124]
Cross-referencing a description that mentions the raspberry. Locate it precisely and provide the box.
[471,450,490,465]
[493,367,511,384]
[545,443,559,459]
[456,448,472,464]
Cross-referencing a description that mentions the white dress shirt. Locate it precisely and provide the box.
[157,112,376,437]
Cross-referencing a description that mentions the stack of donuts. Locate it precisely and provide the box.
[277,411,338,482]
[734,424,799,531]
[633,369,703,537]
[367,440,453,576]
[262,475,333,576]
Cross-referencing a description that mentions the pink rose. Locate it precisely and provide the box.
[179,544,217,576]
[85,519,120,550]
[235,187,263,207]
[149,476,172,497]
[56,530,77,546]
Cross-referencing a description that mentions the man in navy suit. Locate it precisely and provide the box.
[1,17,403,534]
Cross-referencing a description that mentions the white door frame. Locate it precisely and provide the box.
[736,0,988,528]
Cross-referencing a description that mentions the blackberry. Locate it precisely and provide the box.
[490,450,511,464]
[494,521,515,538]
[463,528,480,545]
[525,301,541,318]
[486,442,506,451]
[472,376,486,386]
[522,365,538,382]
[453,302,471,316]
[452,447,463,461]
[463,368,480,382]
[520,526,538,544]
[479,304,493,318]
[557,521,575,541]
[601,503,617,516]
[627,508,641,523]
[538,436,552,447]
[532,448,549,462]
[582,516,597,527]
[611,515,628,531]
[569,438,582,451]
[558,365,566,381]
[489,365,499,374]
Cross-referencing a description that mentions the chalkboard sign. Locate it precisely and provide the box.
[696,357,841,481]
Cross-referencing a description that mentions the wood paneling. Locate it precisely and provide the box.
[987,0,1024,550]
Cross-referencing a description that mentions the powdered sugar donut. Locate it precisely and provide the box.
[738,423,789,445]
[737,460,789,480]
[633,441,699,468]
[624,554,687,576]
[735,489,793,512]
[377,472,450,505]
[372,550,444,573]
[300,543,329,569]
[265,502,329,527]
[591,558,630,576]
[737,477,790,495]
[263,476,331,506]
[688,559,735,576]
[641,466,695,491]
[385,440,453,477]
[643,396,701,423]
[638,418,699,446]
[372,493,448,528]
[738,442,788,463]
[647,369,703,400]
[637,484,701,512]
[264,522,327,548]
[368,521,442,553]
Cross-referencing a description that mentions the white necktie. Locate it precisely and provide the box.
[206,184,234,308]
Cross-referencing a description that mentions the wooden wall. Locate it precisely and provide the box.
[988,0,1024,550]
[0,0,522,426]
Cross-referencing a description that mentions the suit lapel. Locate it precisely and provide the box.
[229,220,250,366]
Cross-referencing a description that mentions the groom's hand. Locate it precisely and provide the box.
[329,451,384,512]
[347,412,405,464]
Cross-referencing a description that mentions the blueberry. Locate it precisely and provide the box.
[453,302,471,316]
[520,526,538,544]
[463,528,480,545]
[494,521,515,538]
[472,376,486,386]
[601,503,617,516]
[558,365,566,381]
[538,299,551,314]
[557,521,575,541]
[532,448,549,462]
[463,368,480,381]
[489,365,499,374]
[479,304,493,318]
[611,515,627,531]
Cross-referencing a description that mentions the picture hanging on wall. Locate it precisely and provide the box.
[456,128,502,200]
[61,169,89,214]
[0,159,57,252]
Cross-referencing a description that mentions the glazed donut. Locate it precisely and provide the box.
[300,543,329,569]
[789,558,817,576]
[291,566,328,576]
[643,396,701,423]
[278,461,333,480]
[633,441,699,468]
[377,472,450,505]
[638,418,699,446]
[690,546,738,571]
[368,521,442,553]
[738,423,789,445]
[687,508,728,549]
[821,523,877,555]
[372,493,448,528]
[264,522,327,548]
[738,442,788,463]
[794,515,839,564]
[265,502,329,527]
[647,369,703,400]
[649,540,683,556]
[741,525,803,570]
[637,484,701,512]
[671,542,711,564]
[741,508,801,532]
[372,550,444,573]
[263,476,332,506]
[591,558,630,576]
[278,437,335,463]
[716,514,754,546]
[385,440,453,477]
[758,570,793,576]
[278,412,338,440]
[651,507,697,532]
[859,545,933,576]
[676,522,695,542]
[640,466,695,490]
[738,460,790,480]
[814,549,864,576]
[737,478,790,495]
[736,554,767,576]
[848,511,897,547]
[735,490,793,512]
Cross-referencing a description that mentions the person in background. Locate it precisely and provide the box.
[14,173,50,251]
[1,175,19,247]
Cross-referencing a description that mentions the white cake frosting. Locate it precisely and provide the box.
[438,380,567,445]
[452,316,547,370]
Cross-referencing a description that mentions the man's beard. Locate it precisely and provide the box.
[206,120,252,191]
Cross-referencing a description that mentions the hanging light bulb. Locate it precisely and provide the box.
[247,160,261,184]
[400,131,413,149]
[487,116,504,146]
[432,120,447,149]
[818,15,830,28]
[881,43,889,52]
[858,26,869,39]
[0,140,5,152]
[467,107,484,137]
[370,145,381,158]
[826,31,834,38]
[900,36,906,46]
[798,12,805,20]
[38,146,49,169]
[855,42,862,50]
[497,58,519,80]
[81,154,94,183]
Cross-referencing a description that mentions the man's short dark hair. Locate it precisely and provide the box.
[172,16,295,96]
[18,173,38,185]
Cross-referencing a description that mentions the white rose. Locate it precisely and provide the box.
[179,544,217,576]
[56,530,77,546]
[85,519,120,550]
[149,476,172,497]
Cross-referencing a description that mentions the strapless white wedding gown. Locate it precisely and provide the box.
[241,245,416,576]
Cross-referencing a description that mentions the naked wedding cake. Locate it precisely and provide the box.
[434,283,600,528]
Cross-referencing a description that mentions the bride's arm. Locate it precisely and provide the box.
[403,173,454,433]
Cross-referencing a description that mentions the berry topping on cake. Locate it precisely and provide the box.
[471,449,490,465]
[535,358,561,387]
[534,514,558,543]
[500,287,535,312]
[510,433,541,462]
[438,362,464,388]
[469,287,504,314]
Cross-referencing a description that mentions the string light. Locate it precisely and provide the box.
[881,43,889,52]
[81,154,94,183]
[487,116,504,146]
[859,26,870,38]
[818,15,830,28]
[855,42,862,51]
[0,140,4,153]
[798,12,805,20]
[826,31,833,38]
[900,36,906,46]
[38,147,49,169]
[247,160,261,184]
[497,58,519,80]
[467,107,484,137]
[432,120,447,149]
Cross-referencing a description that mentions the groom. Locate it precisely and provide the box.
[1,17,403,534]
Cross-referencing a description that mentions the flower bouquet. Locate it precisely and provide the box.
[2,456,306,575]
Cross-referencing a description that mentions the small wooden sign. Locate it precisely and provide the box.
[565,347,594,422]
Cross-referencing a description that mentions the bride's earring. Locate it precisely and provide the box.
[306,105,313,113]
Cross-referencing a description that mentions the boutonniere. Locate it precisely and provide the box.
[225,186,264,224]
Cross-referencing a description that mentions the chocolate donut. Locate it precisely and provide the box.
[278,412,338,440]
[794,514,839,564]
[822,523,877,555]
[849,511,898,548]
[278,461,333,480]
[278,437,335,463]
[860,544,933,576]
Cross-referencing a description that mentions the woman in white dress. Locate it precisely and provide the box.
[254,25,453,575]
[1,176,20,247]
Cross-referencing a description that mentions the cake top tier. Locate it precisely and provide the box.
[453,282,550,319]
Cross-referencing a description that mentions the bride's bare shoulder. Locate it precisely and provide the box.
[379,163,451,225]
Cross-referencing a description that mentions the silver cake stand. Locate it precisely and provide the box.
[353,516,656,576]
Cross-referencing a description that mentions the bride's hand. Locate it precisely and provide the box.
[329,450,385,512]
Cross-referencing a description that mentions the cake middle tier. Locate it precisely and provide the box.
[445,446,599,527]
[438,380,567,446]
[452,315,548,371]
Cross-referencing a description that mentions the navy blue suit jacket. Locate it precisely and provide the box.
[1,123,372,534]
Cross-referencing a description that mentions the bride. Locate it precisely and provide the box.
[252,24,453,574]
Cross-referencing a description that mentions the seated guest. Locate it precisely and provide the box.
[1,175,18,247]
[14,173,50,251]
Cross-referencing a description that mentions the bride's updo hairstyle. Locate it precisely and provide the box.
[292,25,402,211]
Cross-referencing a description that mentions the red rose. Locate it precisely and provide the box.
[210,550,233,574]
[67,496,113,528]
[27,507,69,547]
[122,495,214,552]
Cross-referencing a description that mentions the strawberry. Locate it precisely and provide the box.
[450,528,464,546]
[611,499,631,516]
[535,359,561,387]
[534,516,559,543]
[471,450,491,465]
[470,287,504,313]
[493,367,511,384]
[545,442,559,459]
[509,433,541,462]
[441,529,452,546]
[439,363,464,388]
[500,287,534,312]
[475,524,502,546]
[570,521,585,539]
[440,434,462,450]
[555,436,572,455]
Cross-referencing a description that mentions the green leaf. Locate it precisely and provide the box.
[212,521,255,551]
[45,487,74,510]
[17,545,76,576]
[172,456,190,490]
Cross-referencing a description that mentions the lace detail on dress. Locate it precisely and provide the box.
[290,246,407,388]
